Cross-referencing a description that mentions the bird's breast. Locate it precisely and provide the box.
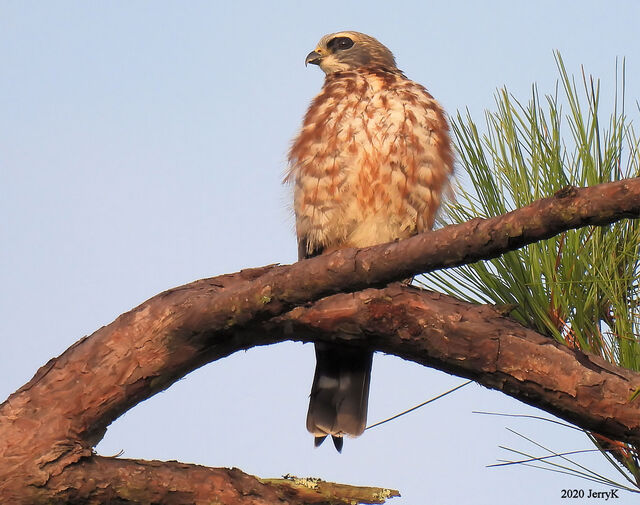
[288,71,453,257]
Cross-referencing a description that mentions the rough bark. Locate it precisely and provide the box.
[274,285,640,442]
[1,178,640,504]
[42,457,399,505]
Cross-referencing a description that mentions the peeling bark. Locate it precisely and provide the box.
[273,286,640,442]
[41,457,399,505]
[1,178,640,503]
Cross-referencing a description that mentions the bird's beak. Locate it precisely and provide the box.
[305,50,323,67]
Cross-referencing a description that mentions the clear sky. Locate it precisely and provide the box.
[2,1,640,503]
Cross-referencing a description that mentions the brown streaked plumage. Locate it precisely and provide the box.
[286,31,453,451]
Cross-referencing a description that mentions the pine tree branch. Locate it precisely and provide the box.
[1,178,639,503]
[42,456,399,505]
[270,284,640,444]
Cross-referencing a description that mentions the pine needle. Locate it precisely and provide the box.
[366,380,472,431]
[422,53,640,486]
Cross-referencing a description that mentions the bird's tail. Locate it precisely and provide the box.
[306,342,373,452]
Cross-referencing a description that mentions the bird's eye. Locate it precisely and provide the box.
[327,36,354,52]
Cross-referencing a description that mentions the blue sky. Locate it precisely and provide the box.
[2,1,640,503]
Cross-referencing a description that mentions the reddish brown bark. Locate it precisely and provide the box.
[41,457,398,505]
[1,178,640,504]
[274,286,640,442]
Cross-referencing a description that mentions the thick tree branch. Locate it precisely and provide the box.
[1,178,640,503]
[43,456,398,505]
[271,285,640,442]
[181,179,640,337]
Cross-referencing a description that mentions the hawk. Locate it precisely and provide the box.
[286,31,453,451]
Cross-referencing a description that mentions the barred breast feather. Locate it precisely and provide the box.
[287,67,453,258]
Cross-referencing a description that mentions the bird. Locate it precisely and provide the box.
[285,31,454,451]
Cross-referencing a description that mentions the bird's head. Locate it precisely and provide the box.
[305,31,397,74]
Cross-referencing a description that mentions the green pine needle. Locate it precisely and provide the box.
[419,52,640,487]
